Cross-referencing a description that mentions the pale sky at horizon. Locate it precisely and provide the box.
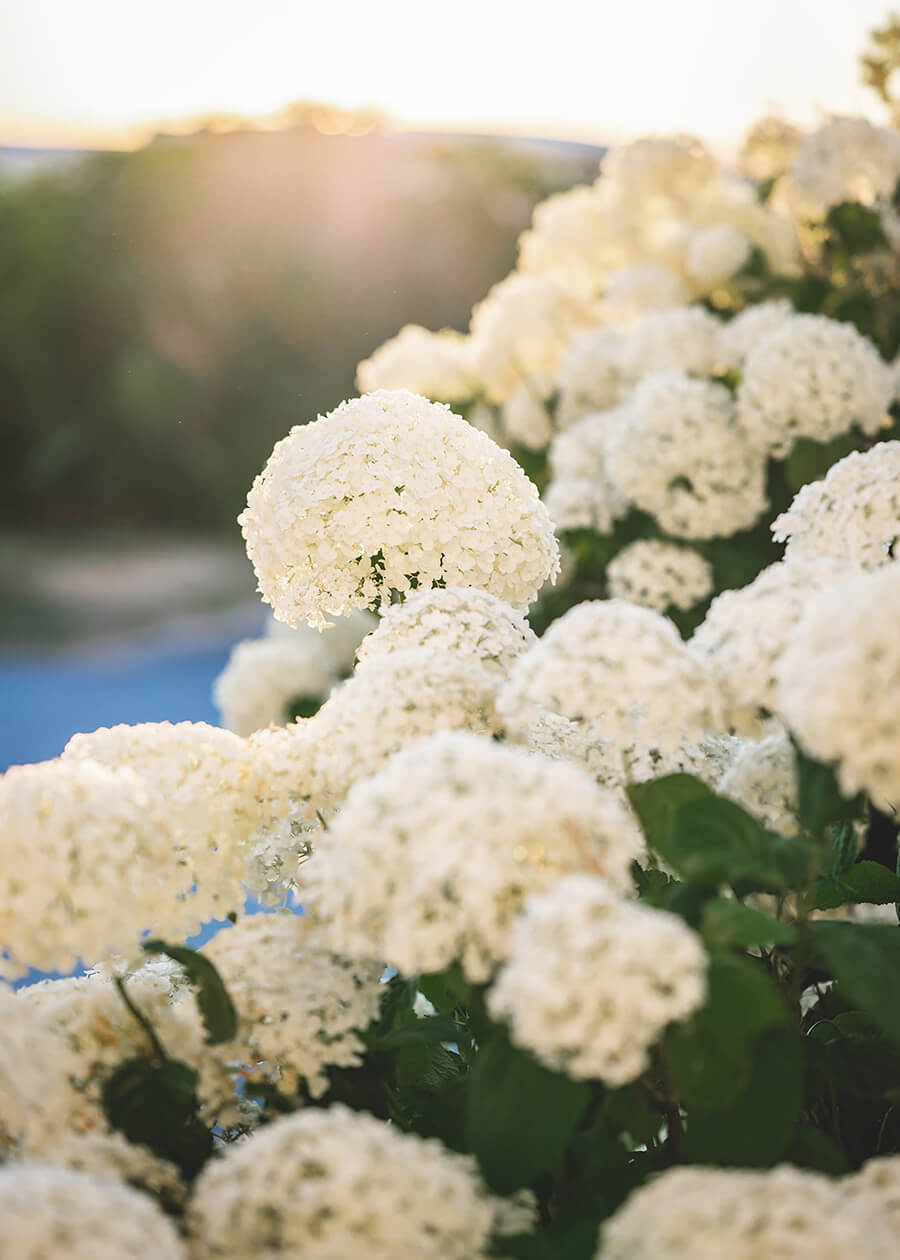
[1,0,897,151]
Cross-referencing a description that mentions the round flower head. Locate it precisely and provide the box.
[214,633,336,734]
[601,134,720,210]
[776,565,900,811]
[0,989,78,1157]
[607,373,768,539]
[736,315,892,458]
[598,1163,895,1260]
[556,326,625,429]
[188,1104,502,1260]
[739,115,804,183]
[0,1165,186,1260]
[840,1155,900,1233]
[355,324,474,402]
[242,723,326,896]
[468,274,595,404]
[42,1133,185,1208]
[499,600,725,761]
[356,586,536,676]
[202,913,383,1096]
[786,116,900,216]
[601,264,690,328]
[718,298,794,369]
[517,182,621,299]
[310,648,501,806]
[689,559,846,733]
[500,379,553,450]
[718,728,800,836]
[772,441,900,569]
[617,307,724,384]
[489,875,707,1084]
[685,223,752,291]
[544,405,632,533]
[239,390,560,627]
[304,732,642,982]
[62,722,265,931]
[0,758,174,977]
[606,540,713,613]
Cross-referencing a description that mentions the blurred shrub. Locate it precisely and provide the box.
[0,120,596,531]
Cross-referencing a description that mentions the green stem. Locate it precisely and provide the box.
[114,974,167,1061]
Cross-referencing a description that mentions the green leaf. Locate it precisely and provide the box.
[286,692,323,720]
[701,899,796,948]
[602,1084,662,1146]
[141,939,237,1045]
[682,1026,805,1166]
[785,1125,851,1175]
[812,922,900,1045]
[667,953,788,1110]
[465,1029,591,1193]
[824,201,889,254]
[666,796,813,892]
[793,744,865,837]
[627,774,714,856]
[827,819,859,878]
[101,1057,213,1179]
[813,862,900,911]
[372,1014,461,1052]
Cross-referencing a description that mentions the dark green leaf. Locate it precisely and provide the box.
[286,693,323,720]
[101,1057,213,1179]
[667,953,788,1110]
[701,899,796,948]
[627,774,714,856]
[793,744,865,837]
[666,796,813,891]
[783,433,858,493]
[682,1026,805,1166]
[602,1084,662,1146]
[824,201,889,253]
[465,1029,591,1193]
[785,1125,851,1175]
[372,1014,461,1052]
[813,862,900,911]
[812,922,900,1044]
[141,939,237,1045]
[827,819,859,878]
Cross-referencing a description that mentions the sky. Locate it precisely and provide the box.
[1,0,897,151]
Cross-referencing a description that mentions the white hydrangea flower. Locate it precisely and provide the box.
[243,723,325,896]
[718,728,800,836]
[62,722,266,931]
[202,914,383,1097]
[617,308,724,384]
[355,324,474,402]
[489,875,707,1085]
[786,116,900,217]
[598,1163,895,1260]
[310,648,501,806]
[737,315,893,457]
[776,565,900,810]
[606,540,713,612]
[0,758,176,978]
[504,709,626,790]
[468,274,595,403]
[738,115,804,183]
[517,182,622,299]
[304,732,642,982]
[0,1165,187,1260]
[239,390,560,628]
[689,559,846,733]
[600,264,690,328]
[556,326,625,430]
[188,1105,502,1260]
[718,298,795,369]
[18,961,231,1132]
[607,373,768,539]
[544,406,632,533]
[622,731,742,788]
[500,379,554,450]
[41,1133,185,1206]
[498,600,726,766]
[214,634,336,735]
[601,134,720,210]
[0,989,78,1157]
[685,224,753,291]
[692,180,800,275]
[356,586,535,676]
[772,441,900,568]
[840,1155,900,1232]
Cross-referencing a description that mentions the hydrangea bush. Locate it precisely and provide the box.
[4,66,900,1260]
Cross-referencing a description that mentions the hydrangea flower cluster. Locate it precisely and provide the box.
[239,390,560,627]
[717,728,801,837]
[305,732,642,981]
[776,564,900,810]
[598,1163,897,1260]
[214,634,335,735]
[356,324,474,401]
[202,913,383,1096]
[188,1105,503,1260]
[356,586,536,675]
[772,441,900,568]
[488,876,707,1084]
[606,540,713,612]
